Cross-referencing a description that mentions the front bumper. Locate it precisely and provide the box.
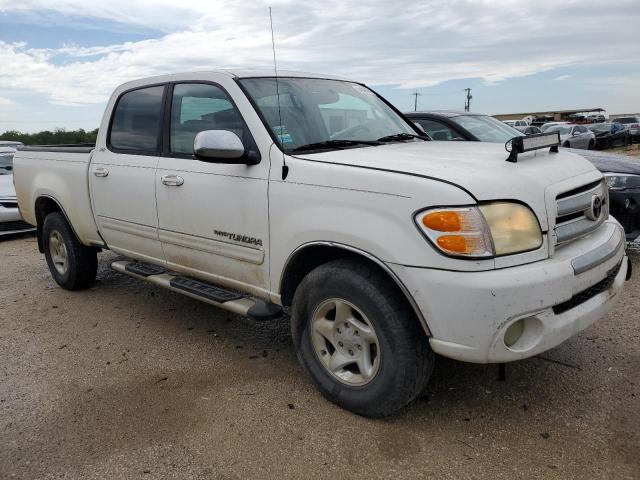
[388,221,628,363]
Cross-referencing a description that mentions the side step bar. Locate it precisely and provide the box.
[111,260,282,321]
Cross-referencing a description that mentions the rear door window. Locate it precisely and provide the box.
[109,85,165,152]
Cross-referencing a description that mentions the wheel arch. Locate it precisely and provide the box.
[279,241,432,336]
[34,195,80,253]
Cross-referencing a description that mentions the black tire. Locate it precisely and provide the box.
[588,139,595,150]
[43,212,97,290]
[563,141,571,148]
[290,258,434,417]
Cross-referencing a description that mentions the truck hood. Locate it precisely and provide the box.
[0,174,16,199]
[296,141,599,230]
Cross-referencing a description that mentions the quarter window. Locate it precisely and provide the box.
[109,86,164,152]
[170,83,246,155]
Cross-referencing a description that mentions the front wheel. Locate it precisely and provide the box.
[290,259,434,417]
[43,212,98,290]
[588,139,595,150]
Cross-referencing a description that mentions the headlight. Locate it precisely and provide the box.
[605,173,640,191]
[415,202,542,258]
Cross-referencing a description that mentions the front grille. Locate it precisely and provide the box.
[552,261,622,315]
[0,220,34,232]
[555,180,608,245]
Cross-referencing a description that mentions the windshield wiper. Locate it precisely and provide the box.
[291,139,380,153]
[377,132,430,142]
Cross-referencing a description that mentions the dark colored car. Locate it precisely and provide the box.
[405,111,640,241]
[612,116,640,142]
[406,110,523,142]
[588,122,631,149]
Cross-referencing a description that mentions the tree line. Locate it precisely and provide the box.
[0,128,99,145]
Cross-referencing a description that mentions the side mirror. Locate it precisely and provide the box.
[194,130,246,163]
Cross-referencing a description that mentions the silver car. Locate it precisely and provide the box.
[0,148,35,236]
[545,124,596,149]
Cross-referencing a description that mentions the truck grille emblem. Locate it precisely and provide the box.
[586,195,602,221]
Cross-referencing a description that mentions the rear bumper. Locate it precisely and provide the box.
[0,206,35,236]
[388,220,628,363]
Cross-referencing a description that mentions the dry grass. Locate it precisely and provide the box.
[609,143,640,160]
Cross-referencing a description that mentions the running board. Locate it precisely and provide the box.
[111,260,282,320]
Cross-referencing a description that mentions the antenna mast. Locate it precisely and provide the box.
[269,7,288,180]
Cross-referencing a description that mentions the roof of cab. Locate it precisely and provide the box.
[405,110,485,118]
[115,69,351,91]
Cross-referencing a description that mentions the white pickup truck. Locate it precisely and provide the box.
[14,70,630,417]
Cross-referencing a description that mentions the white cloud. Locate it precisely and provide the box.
[0,96,14,105]
[0,0,639,106]
[553,75,572,81]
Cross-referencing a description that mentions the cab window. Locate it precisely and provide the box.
[170,83,246,155]
[109,85,165,152]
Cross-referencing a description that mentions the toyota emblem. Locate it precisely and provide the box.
[586,195,602,221]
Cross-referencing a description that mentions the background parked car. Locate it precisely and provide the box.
[518,125,542,135]
[406,110,522,142]
[0,140,24,150]
[503,119,528,129]
[544,124,595,149]
[0,147,36,236]
[588,122,631,149]
[565,148,640,241]
[612,116,640,143]
[540,121,568,132]
[405,111,638,240]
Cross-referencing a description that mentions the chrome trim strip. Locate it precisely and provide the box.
[571,227,624,275]
[556,211,607,244]
[557,182,604,217]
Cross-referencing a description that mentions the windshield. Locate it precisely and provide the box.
[0,152,14,174]
[589,124,611,132]
[239,77,417,152]
[547,125,572,135]
[449,115,523,143]
[615,117,636,124]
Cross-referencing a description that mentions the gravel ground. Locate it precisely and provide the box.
[1,234,638,480]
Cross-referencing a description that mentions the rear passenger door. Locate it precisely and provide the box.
[89,84,166,264]
[155,82,270,296]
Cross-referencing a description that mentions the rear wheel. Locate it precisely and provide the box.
[290,258,434,417]
[563,140,571,148]
[588,139,595,150]
[43,212,97,290]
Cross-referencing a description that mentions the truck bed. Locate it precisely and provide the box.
[13,145,103,247]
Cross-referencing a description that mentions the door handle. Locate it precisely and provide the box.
[93,167,109,177]
[161,174,184,187]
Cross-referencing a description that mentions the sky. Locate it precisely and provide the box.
[0,0,639,133]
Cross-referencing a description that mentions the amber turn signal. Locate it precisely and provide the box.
[436,235,468,253]
[422,211,461,232]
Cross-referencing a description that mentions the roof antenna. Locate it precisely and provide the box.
[269,7,289,180]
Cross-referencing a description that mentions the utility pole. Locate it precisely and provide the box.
[411,90,421,112]
[464,88,472,112]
